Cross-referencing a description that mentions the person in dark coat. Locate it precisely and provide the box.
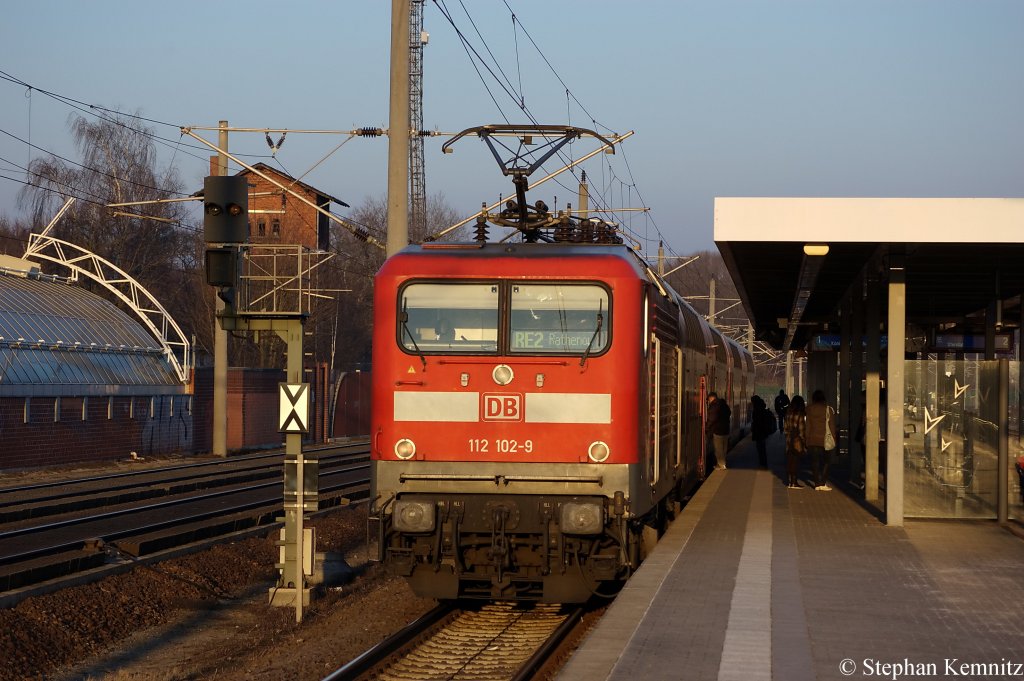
[784,395,806,488]
[707,391,731,470]
[774,389,790,433]
[751,395,772,468]
[805,389,838,490]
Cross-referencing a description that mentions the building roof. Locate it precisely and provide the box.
[714,197,1024,350]
[240,163,350,208]
[193,163,349,208]
[0,271,182,395]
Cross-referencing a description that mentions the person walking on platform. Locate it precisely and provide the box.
[707,392,731,470]
[774,389,790,433]
[751,395,772,469]
[783,396,806,488]
[806,389,838,491]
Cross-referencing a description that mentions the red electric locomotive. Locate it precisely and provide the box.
[369,126,753,602]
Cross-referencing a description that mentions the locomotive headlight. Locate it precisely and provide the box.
[393,499,436,533]
[588,440,610,463]
[560,501,603,535]
[492,364,514,386]
[394,438,417,460]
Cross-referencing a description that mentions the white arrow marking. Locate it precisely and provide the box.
[954,379,968,400]
[924,407,946,435]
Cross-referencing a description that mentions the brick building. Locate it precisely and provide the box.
[233,162,349,252]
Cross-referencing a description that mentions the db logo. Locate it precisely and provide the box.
[482,393,522,421]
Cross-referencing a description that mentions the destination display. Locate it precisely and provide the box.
[511,330,597,350]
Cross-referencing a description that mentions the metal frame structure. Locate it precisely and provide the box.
[236,244,334,318]
[23,233,191,384]
[409,0,427,235]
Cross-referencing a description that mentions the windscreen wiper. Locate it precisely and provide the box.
[400,299,427,371]
[579,300,604,368]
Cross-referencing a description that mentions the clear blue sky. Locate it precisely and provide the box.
[1,0,1022,257]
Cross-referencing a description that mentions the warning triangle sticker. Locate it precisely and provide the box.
[407,365,417,374]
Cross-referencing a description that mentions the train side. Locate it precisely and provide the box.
[370,242,753,602]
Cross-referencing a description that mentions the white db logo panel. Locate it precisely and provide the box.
[482,393,522,421]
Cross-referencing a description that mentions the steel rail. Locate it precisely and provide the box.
[0,464,368,544]
[321,603,458,681]
[0,453,368,526]
[0,440,368,497]
[509,605,587,681]
[321,602,589,681]
[0,450,367,515]
[0,467,370,569]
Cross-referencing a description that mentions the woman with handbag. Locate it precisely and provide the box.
[806,389,838,491]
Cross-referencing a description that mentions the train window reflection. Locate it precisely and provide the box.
[509,284,609,355]
[399,283,499,353]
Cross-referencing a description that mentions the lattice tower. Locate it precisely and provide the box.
[409,0,427,236]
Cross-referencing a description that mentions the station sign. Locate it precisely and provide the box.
[932,333,1014,354]
[811,335,888,350]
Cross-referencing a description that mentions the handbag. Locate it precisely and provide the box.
[823,406,836,451]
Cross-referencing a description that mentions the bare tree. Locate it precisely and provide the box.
[18,112,201,341]
[322,192,463,376]
[0,215,32,258]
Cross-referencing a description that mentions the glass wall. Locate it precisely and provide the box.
[903,359,1022,520]
[1011,361,1023,522]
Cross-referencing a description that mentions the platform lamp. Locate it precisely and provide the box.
[203,175,248,316]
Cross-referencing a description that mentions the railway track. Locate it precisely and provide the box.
[0,440,370,601]
[325,600,591,681]
[0,440,366,518]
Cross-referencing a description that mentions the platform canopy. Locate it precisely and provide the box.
[714,198,1024,350]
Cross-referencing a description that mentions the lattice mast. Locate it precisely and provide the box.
[409,0,427,236]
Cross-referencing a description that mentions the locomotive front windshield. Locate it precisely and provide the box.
[399,283,500,353]
[398,281,609,356]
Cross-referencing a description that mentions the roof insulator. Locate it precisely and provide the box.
[474,213,489,243]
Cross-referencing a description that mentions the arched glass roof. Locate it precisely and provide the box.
[0,272,181,394]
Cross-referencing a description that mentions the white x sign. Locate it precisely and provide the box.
[279,383,310,433]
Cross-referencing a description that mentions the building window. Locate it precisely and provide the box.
[257,219,266,237]
[150,396,156,419]
[82,396,88,421]
[54,396,61,422]
[24,397,30,424]
[108,396,114,420]
[272,218,280,237]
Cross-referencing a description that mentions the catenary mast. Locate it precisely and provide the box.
[409,0,427,236]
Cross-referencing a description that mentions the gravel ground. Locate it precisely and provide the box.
[1,456,593,681]
[0,504,437,681]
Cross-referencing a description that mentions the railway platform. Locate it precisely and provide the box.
[558,433,1024,681]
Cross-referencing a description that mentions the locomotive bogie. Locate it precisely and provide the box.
[381,492,629,602]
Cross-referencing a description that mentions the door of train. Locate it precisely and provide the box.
[698,374,708,479]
